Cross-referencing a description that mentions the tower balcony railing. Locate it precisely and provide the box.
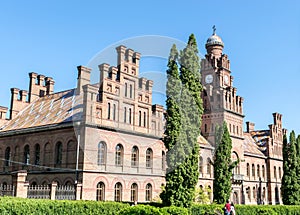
[232,173,244,184]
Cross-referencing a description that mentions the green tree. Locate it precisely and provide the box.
[161,34,203,208]
[213,122,236,204]
[160,44,184,206]
[282,131,300,205]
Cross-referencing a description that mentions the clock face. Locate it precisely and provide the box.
[205,74,213,84]
[224,75,229,85]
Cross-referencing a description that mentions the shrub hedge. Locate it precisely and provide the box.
[1,197,300,215]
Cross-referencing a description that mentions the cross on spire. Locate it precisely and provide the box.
[212,25,216,35]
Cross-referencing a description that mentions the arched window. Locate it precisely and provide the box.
[246,163,250,177]
[262,187,266,200]
[114,182,122,202]
[34,144,40,165]
[145,183,152,201]
[146,148,153,168]
[125,83,128,97]
[199,156,203,174]
[143,112,146,127]
[66,140,76,168]
[253,186,256,200]
[231,152,239,174]
[162,151,166,171]
[113,104,116,120]
[130,183,138,202]
[274,166,277,179]
[131,146,139,167]
[14,146,19,169]
[207,158,211,176]
[107,102,111,119]
[246,187,251,201]
[139,111,142,126]
[98,142,107,165]
[43,143,51,166]
[262,165,265,178]
[257,164,260,178]
[5,147,11,167]
[130,84,133,98]
[279,167,282,179]
[55,142,63,166]
[204,124,207,133]
[124,107,127,123]
[96,182,105,201]
[129,108,132,124]
[252,164,255,178]
[115,144,124,166]
[24,145,30,165]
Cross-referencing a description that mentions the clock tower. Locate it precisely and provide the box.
[200,27,245,173]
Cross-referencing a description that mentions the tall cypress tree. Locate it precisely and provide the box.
[282,131,300,205]
[281,134,290,204]
[178,34,203,207]
[161,44,184,206]
[162,34,203,208]
[213,122,236,204]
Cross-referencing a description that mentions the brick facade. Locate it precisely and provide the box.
[0,31,285,204]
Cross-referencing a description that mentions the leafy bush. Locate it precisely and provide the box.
[118,205,161,215]
[160,206,189,215]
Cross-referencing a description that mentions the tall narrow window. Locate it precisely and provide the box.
[113,104,116,120]
[125,83,128,97]
[115,144,124,166]
[131,146,139,167]
[107,103,111,119]
[130,84,133,98]
[98,142,107,165]
[204,124,207,133]
[34,144,40,165]
[262,165,265,178]
[274,166,277,179]
[207,158,211,176]
[162,151,166,171]
[55,142,63,166]
[24,145,30,165]
[247,163,250,176]
[130,183,138,202]
[139,111,142,126]
[66,140,76,168]
[199,156,203,174]
[96,182,105,201]
[146,148,153,168]
[252,164,255,178]
[114,182,122,202]
[145,183,152,201]
[5,147,11,167]
[43,143,51,166]
[143,112,146,127]
[129,108,132,124]
[279,167,282,179]
[124,107,127,123]
[257,165,260,178]
[253,187,256,200]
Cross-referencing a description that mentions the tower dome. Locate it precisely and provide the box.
[205,26,224,48]
[205,26,224,56]
[205,33,224,48]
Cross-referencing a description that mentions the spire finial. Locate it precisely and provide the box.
[212,25,216,35]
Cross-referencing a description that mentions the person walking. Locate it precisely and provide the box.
[230,202,236,215]
[224,200,231,215]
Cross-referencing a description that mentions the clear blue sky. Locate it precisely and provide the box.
[0,1,299,134]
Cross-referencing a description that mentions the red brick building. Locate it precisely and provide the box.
[0,31,284,204]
